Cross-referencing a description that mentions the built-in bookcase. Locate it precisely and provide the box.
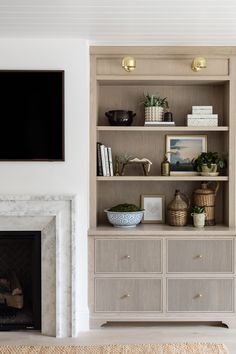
[88,47,236,330]
[90,48,236,235]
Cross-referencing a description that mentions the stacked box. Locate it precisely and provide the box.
[187,106,218,127]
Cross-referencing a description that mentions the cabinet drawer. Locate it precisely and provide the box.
[167,239,233,273]
[95,278,162,312]
[167,278,233,312]
[95,239,162,273]
[97,58,229,76]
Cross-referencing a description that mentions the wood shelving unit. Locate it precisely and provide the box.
[89,47,236,330]
[90,48,236,234]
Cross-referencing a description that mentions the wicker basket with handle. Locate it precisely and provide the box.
[193,182,219,226]
[167,190,190,226]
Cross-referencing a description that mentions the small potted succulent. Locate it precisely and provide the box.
[193,152,227,176]
[142,93,169,122]
[105,203,144,228]
[191,206,206,228]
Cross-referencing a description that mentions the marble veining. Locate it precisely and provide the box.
[0,195,78,338]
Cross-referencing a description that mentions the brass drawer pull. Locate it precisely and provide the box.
[196,255,203,259]
[124,255,131,259]
[196,293,203,298]
[121,293,131,299]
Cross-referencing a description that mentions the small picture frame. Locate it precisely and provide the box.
[141,195,165,224]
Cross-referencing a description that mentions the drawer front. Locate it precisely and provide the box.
[95,278,162,312]
[95,239,162,273]
[167,278,233,312]
[97,58,229,76]
[167,239,233,273]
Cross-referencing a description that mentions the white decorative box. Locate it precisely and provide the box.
[187,117,218,126]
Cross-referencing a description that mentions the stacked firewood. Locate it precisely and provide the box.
[0,271,23,309]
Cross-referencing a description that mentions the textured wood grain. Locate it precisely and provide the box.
[97,58,229,76]
[167,278,233,312]
[98,84,227,126]
[167,239,233,273]
[97,181,224,225]
[95,239,162,273]
[95,278,162,312]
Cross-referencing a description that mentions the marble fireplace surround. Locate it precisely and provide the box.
[0,195,79,338]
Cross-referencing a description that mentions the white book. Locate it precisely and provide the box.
[192,105,213,109]
[145,121,175,125]
[187,114,218,119]
[100,145,107,176]
[192,106,213,114]
[107,147,114,177]
[104,147,110,176]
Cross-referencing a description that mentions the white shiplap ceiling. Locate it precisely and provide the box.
[0,0,236,45]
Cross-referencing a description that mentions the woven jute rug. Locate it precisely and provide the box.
[0,344,229,354]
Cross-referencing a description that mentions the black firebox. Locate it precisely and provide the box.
[0,231,41,330]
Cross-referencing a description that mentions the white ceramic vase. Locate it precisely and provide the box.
[145,106,164,122]
[201,163,217,174]
[191,213,206,228]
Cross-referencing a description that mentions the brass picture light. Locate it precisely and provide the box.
[122,56,136,72]
[191,57,207,72]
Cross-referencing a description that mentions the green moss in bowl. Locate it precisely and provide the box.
[108,203,142,212]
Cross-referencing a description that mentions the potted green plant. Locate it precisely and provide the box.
[191,206,206,228]
[193,152,227,176]
[104,203,144,228]
[142,93,169,122]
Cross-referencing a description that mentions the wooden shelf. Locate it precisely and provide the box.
[97,126,229,132]
[97,176,229,182]
[89,224,235,237]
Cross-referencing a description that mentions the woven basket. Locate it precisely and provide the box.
[167,190,190,227]
[193,182,219,226]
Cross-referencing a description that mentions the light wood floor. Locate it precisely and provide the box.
[0,323,235,353]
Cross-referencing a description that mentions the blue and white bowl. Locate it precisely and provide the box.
[105,209,144,228]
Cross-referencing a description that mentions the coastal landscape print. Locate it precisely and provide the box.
[166,135,207,174]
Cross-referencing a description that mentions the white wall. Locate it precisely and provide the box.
[0,38,90,331]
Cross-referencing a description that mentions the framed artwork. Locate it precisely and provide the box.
[166,135,207,175]
[141,195,165,224]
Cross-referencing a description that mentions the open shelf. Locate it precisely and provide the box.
[97,176,229,182]
[89,224,235,236]
[97,126,229,132]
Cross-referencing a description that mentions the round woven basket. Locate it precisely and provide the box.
[167,190,190,227]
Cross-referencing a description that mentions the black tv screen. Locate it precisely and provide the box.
[0,71,64,160]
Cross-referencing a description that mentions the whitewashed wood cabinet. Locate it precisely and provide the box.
[89,47,236,329]
[89,236,235,328]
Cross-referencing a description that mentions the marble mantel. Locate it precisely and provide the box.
[0,195,79,337]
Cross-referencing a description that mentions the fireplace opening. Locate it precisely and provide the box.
[0,231,41,330]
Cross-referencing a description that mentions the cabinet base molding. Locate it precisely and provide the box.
[89,317,235,329]
[90,319,108,329]
[222,319,236,329]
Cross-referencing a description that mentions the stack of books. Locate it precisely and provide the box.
[97,143,114,176]
[187,106,218,126]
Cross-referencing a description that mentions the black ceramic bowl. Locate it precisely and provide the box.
[105,110,136,126]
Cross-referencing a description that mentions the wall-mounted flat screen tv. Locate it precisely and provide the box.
[0,70,64,161]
